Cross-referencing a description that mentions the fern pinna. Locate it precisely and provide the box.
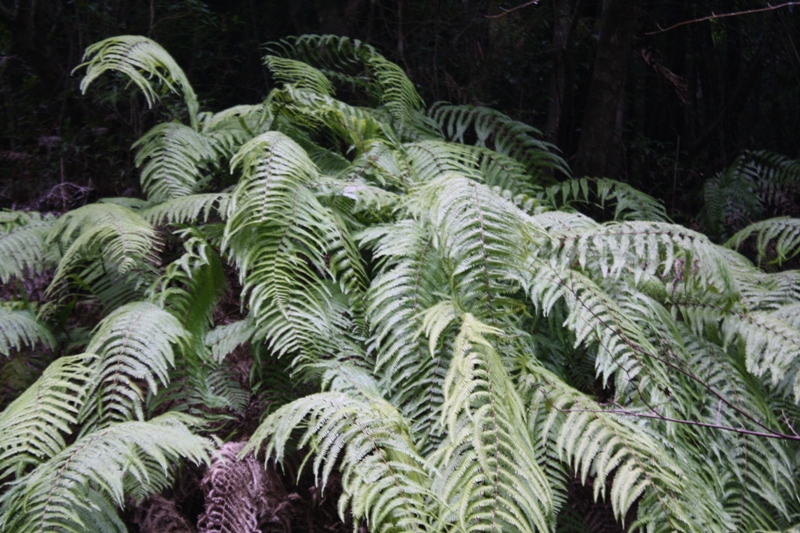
[0,34,799,533]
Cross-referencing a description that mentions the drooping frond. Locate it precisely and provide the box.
[244,367,434,533]
[46,203,161,309]
[79,301,189,430]
[133,122,216,202]
[0,353,94,480]
[0,413,211,533]
[362,219,449,451]
[726,217,800,266]
[523,365,734,532]
[77,35,200,129]
[224,131,365,364]
[432,314,554,533]
[142,192,230,226]
[265,55,335,96]
[546,177,670,222]
[0,304,56,356]
[270,34,424,124]
[0,211,58,284]
[430,102,568,181]
[701,150,800,241]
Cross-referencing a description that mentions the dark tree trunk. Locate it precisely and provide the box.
[573,0,640,178]
[545,0,580,155]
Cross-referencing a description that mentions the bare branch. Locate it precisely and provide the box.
[485,0,540,19]
[646,2,800,35]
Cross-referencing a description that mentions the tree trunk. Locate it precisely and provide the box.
[545,0,580,155]
[572,0,640,178]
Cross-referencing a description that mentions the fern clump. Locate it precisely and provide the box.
[0,34,799,532]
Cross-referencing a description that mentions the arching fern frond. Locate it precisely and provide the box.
[142,192,230,226]
[0,412,211,533]
[546,177,670,222]
[133,122,216,202]
[78,35,200,129]
[0,304,56,357]
[0,211,58,284]
[432,314,554,533]
[726,217,800,266]
[224,132,364,364]
[79,301,189,430]
[270,34,424,125]
[0,353,94,480]
[46,203,161,309]
[244,383,433,533]
[265,55,335,96]
[430,103,568,182]
[524,366,733,532]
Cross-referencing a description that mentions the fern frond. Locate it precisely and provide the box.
[265,55,335,96]
[726,217,800,266]
[0,412,211,533]
[0,304,56,357]
[244,384,433,533]
[205,317,257,364]
[432,314,554,533]
[142,192,230,226]
[0,353,94,480]
[546,177,670,222]
[430,102,568,181]
[79,301,189,430]
[271,34,424,124]
[524,366,734,532]
[362,219,450,451]
[0,211,58,284]
[46,203,161,309]
[78,35,200,129]
[224,132,364,363]
[133,122,216,202]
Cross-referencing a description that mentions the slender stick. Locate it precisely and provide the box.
[646,2,800,35]
[485,0,540,19]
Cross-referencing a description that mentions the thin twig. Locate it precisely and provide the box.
[485,0,540,19]
[646,2,800,35]
[556,404,800,441]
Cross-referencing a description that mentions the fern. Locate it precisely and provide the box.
[0,353,94,479]
[78,35,200,129]
[0,413,210,533]
[0,303,56,357]
[2,33,799,533]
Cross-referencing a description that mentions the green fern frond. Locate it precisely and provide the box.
[524,366,734,532]
[433,314,554,533]
[205,317,257,363]
[0,304,56,357]
[244,384,433,533]
[79,301,189,430]
[142,192,230,226]
[265,55,335,96]
[726,217,800,266]
[271,34,424,124]
[0,353,94,480]
[133,122,216,202]
[224,132,363,363]
[430,102,568,181]
[546,177,670,222]
[46,203,161,309]
[0,412,210,533]
[77,35,200,129]
[0,211,58,284]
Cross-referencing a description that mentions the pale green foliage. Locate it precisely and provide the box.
[0,304,56,356]
[1,34,799,533]
[78,35,200,129]
[726,217,800,266]
[0,413,211,533]
[0,354,94,479]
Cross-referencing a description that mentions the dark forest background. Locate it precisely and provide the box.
[1,0,799,222]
